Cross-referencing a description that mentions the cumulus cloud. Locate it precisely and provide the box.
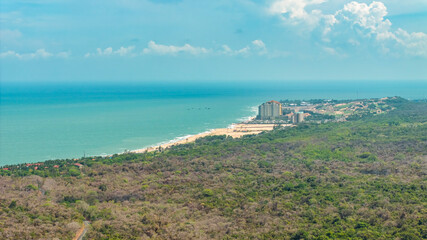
[252,40,268,55]
[85,46,136,57]
[392,29,427,57]
[221,44,233,55]
[97,47,113,56]
[269,0,335,31]
[0,51,20,58]
[269,0,325,20]
[338,1,391,35]
[221,40,268,56]
[333,1,427,57]
[84,41,269,58]
[0,49,69,59]
[115,46,136,56]
[142,41,209,55]
[34,49,54,58]
[221,44,251,56]
[252,39,265,48]
[269,0,427,57]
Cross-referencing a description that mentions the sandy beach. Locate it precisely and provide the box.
[131,122,292,154]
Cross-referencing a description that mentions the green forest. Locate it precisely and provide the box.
[0,97,426,239]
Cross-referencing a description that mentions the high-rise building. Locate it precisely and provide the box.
[291,114,297,124]
[297,112,304,123]
[258,100,282,120]
[291,112,305,124]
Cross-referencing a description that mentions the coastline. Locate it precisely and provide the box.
[130,117,288,154]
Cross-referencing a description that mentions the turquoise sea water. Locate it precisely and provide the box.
[0,81,426,166]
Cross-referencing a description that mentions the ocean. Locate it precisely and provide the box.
[1,81,426,166]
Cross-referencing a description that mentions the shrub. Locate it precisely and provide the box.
[202,188,214,197]
[68,168,81,177]
[25,184,38,191]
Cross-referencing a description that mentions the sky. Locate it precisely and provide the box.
[0,0,427,83]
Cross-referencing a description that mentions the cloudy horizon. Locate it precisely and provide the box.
[1,0,426,82]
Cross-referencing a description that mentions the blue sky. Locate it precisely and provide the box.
[0,0,426,83]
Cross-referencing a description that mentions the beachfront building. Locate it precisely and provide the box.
[258,100,282,120]
[292,112,305,124]
[297,112,304,123]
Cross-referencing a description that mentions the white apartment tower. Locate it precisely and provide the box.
[258,100,282,120]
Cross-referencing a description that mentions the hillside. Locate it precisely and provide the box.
[0,97,426,240]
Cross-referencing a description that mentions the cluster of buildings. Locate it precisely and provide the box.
[257,100,304,124]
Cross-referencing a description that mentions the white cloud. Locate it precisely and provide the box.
[221,44,233,54]
[337,2,391,37]
[252,39,265,48]
[0,50,20,58]
[85,46,136,57]
[236,46,251,55]
[32,49,53,58]
[392,28,427,57]
[269,0,427,57]
[115,46,135,56]
[269,0,326,20]
[0,48,68,59]
[221,44,250,56]
[97,47,113,56]
[84,41,270,58]
[335,1,427,57]
[142,41,209,55]
[221,40,268,56]
[269,0,334,31]
[252,40,268,55]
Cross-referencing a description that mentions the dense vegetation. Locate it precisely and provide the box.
[0,97,426,239]
[304,111,335,121]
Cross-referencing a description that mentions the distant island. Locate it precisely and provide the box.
[0,96,426,239]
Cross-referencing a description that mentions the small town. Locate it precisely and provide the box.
[251,97,396,125]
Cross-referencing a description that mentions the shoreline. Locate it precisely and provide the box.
[130,117,289,154]
[1,114,265,167]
